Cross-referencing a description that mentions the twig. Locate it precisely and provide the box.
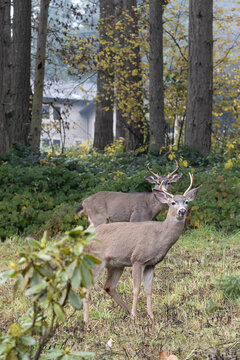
[33,282,71,360]
[164,29,187,62]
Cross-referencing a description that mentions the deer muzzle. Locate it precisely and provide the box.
[178,208,187,217]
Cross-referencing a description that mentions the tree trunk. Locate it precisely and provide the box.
[12,0,31,145]
[149,0,166,153]
[185,0,213,155]
[30,0,51,151]
[114,0,125,140]
[93,0,114,150]
[0,0,11,154]
[123,0,144,150]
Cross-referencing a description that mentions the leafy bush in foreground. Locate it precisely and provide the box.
[0,227,98,359]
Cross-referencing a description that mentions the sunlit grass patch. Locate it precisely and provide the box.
[0,237,32,332]
[0,226,239,359]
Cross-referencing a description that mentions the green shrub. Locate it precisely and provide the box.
[0,162,94,238]
[0,227,97,359]
[0,146,239,238]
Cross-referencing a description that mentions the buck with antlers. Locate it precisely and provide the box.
[83,174,201,322]
[77,161,182,227]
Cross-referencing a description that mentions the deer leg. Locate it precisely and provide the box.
[83,261,106,323]
[143,266,154,319]
[104,267,130,313]
[131,262,144,318]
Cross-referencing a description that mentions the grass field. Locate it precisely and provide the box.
[0,226,240,359]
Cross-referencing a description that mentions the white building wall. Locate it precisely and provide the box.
[41,101,95,148]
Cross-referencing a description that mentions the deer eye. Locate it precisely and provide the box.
[185,200,189,205]
[171,201,176,205]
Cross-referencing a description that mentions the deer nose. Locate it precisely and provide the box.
[178,208,186,216]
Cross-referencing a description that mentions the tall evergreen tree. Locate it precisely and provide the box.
[114,0,125,140]
[122,0,144,150]
[185,0,213,154]
[93,0,114,150]
[12,0,31,145]
[149,0,167,153]
[30,0,51,151]
[0,0,11,154]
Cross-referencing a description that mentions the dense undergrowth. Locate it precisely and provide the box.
[0,143,239,239]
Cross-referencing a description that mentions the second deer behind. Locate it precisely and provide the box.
[77,161,182,227]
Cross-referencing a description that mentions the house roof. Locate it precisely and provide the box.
[43,81,97,102]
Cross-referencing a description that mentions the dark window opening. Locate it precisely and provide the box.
[42,105,49,119]
[53,139,61,147]
[42,138,50,146]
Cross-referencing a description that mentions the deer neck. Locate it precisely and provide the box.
[135,211,186,267]
[159,209,186,249]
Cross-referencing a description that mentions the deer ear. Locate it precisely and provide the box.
[152,190,170,203]
[169,173,182,183]
[145,176,156,184]
[185,185,202,201]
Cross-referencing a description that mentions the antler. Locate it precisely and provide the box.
[183,173,194,196]
[146,161,179,180]
[159,180,174,198]
[167,160,179,179]
[146,163,161,179]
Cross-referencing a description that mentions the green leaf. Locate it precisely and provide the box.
[80,263,92,289]
[60,271,69,282]
[18,257,27,265]
[31,269,42,286]
[21,336,36,346]
[22,354,30,360]
[13,276,22,293]
[85,254,101,265]
[66,260,77,279]
[70,351,95,358]
[40,349,65,359]
[84,228,96,235]
[68,226,83,237]
[18,271,32,292]
[53,303,65,323]
[68,289,82,310]
[0,343,6,355]
[25,281,48,296]
[71,266,82,290]
[82,233,96,242]
[37,253,52,261]
[0,269,17,284]
[73,243,84,256]
[37,264,54,279]
[83,257,95,269]
[27,237,41,248]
